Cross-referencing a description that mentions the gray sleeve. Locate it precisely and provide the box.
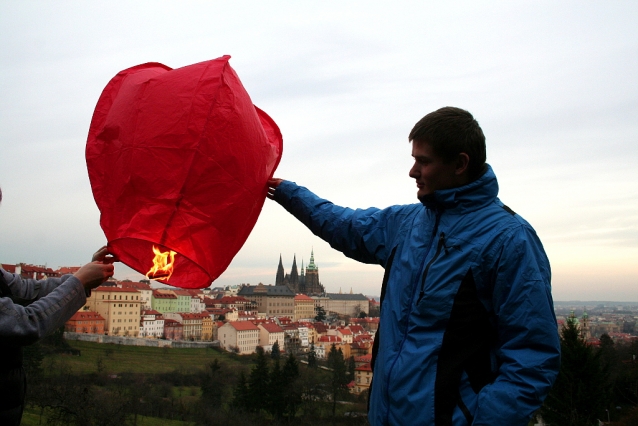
[1,268,68,304]
[0,270,87,346]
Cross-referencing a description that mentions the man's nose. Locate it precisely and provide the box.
[409,163,419,178]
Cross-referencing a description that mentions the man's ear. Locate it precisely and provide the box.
[455,153,470,176]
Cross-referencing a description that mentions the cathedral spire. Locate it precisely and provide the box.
[307,248,318,271]
[276,254,285,286]
[290,254,299,289]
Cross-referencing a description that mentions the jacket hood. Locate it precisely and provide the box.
[419,164,498,214]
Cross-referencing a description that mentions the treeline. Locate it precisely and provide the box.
[539,318,638,425]
[23,332,368,426]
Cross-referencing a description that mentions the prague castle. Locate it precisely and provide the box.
[276,250,325,295]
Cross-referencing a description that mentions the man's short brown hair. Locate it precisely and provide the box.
[409,107,487,181]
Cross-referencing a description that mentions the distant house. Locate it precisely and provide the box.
[65,311,105,334]
[353,362,373,395]
[214,296,252,311]
[120,281,153,310]
[172,290,194,313]
[300,322,316,347]
[6,263,60,280]
[218,321,260,355]
[140,310,165,338]
[238,283,295,318]
[351,334,374,356]
[258,321,285,352]
[86,286,142,337]
[336,328,353,344]
[294,294,315,321]
[152,290,178,313]
[190,294,206,313]
[316,335,350,359]
[347,325,366,336]
[56,266,81,275]
[201,314,214,341]
[350,316,380,332]
[164,319,183,340]
[320,293,370,317]
[164,312,209,341]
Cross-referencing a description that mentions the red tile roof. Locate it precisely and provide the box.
[69,311,104,321]
[120,281,152,290]
[259,322,284,333]
[95,286,140,293]
[355,354,372,363]
[228,321,259,331]
[1,264,16,273]
[318,335,342,343]
[355,363,372,372]
[57,266,81,275]
[152,290,177,299]
[294,294,314,301]
[347,325,365,334]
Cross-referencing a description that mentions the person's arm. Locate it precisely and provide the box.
[0,250,114,346]
[473,226,561,425]
[5,246,114,302]
[268,178,410,266]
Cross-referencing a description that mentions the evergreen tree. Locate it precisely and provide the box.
[271,340,281,360]
[614,339,638,413]
[307,342,317,368]
[540,317,611,426]
[315,306,327,322]
[347,355,356,382]
[327,344,348,418]
[232,371,249,411]
[201,359,223,406]
[247,346,270,413]
[282,352,302,418]
[268,358,286,418]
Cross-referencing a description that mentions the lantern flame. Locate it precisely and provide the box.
[146,246,177,281]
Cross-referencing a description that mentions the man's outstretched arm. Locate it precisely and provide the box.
[267,178,408,266]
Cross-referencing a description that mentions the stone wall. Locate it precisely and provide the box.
[64,332,220,349]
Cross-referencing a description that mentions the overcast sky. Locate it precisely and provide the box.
[1,1,636,301]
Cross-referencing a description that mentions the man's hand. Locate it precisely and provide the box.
[92,245,116,263]
[77,246,116,291]
[267,178,283,200]
[74,262,115,291]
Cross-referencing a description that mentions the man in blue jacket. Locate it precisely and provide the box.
[267,107,560,425]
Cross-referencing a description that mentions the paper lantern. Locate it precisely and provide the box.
[86,56,282,289]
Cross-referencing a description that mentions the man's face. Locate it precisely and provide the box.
[409,140,463,199]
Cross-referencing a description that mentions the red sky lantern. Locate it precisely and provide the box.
[86,55,282,289]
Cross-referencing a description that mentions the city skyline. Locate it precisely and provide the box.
[1,2,636,301]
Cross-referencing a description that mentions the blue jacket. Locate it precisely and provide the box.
[274,165,560,425]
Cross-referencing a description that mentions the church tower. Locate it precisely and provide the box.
[289,254,299,292]
[275,254,285,286]
[299,259,306,290]
[304,249,324,295]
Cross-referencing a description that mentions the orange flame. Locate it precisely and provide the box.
[146,245,176,281]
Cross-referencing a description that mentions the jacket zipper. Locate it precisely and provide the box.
[382,209,443,425]
[416,231,446,305]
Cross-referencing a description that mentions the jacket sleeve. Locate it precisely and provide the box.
[0,269,87,346]
[473,225,561,425]
[273,181,409,266]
